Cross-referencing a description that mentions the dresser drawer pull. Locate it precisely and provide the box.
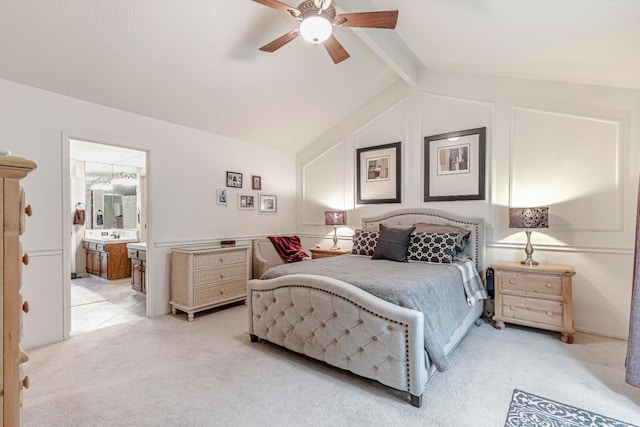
[220,257,224,263]
[545,283,552,288]
[25,204,33,216]
[22,253,29,265]
[220,288,224,295]
[220,272,224,279]
[509,278,516,284]
[22,376,30,389]
[22,300,29,313]
[546,310,553,316]
[509,305,515,311]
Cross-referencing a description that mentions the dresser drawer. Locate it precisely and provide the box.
[501,294,563,327]
[500,272,562,297]
[193,280,246,305]
[193,264,247,287]
[193,249,247,269]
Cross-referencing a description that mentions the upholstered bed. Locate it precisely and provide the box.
[248,208,486,407]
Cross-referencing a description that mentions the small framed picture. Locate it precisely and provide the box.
[252,175,262,190]
[216,189,227,205]
[259,194,277,214]
[238,194,255,210]
[226,171,243,188]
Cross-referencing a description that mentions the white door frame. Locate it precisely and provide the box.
[61,132,152,339]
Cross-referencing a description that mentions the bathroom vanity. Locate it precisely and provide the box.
[83,237,138,280]
[127,242,147,293]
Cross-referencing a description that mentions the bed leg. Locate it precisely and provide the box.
[410,394,422,408]
[250,334,259,343]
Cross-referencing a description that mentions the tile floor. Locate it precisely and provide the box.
[70,276,146,335]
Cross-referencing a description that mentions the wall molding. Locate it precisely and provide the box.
[23,248,63,257]
[510,105,624,232]
[489,241,633,256]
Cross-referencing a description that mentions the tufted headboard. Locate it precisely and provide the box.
[361,208,486,272]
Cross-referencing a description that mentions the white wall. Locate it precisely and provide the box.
[1,79,297,348]
[297,70,640,339]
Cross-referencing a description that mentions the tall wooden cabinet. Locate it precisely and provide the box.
[0,155,36,425]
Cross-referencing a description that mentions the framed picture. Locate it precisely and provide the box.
[259,194,277,214]
[356,142,401,204]
[216,189,227,205]
[424,127,486,201]
[226,171,243,188]
[238,194,255,210]
[252,175,262,190]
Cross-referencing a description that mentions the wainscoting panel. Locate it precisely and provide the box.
[511,106,622,231]
[302,140,346,225]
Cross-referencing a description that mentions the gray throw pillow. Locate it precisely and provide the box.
[371,224,416,262]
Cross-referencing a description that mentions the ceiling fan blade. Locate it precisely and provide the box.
[333,11,398,29]
[323,35,350,64]
[252,0,300,17]
[259,29,300,52]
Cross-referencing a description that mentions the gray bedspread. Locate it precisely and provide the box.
[261,254,486,371]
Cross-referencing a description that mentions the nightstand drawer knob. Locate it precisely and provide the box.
[546,310,553,316]
[509,278,516,284]
[22,375,30,389]
[220,257,224,263]
[22,253,29,265]
[22,300,29,313]
[509,305,515,311]
[220,272,224,278]
[25,204,33,217]
[545,283,552,288]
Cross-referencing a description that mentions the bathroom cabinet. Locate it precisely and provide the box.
[83,239,132,280]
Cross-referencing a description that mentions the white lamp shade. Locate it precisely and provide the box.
[300,16,332,44]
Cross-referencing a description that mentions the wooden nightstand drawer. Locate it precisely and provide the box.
[501,295,563,327]
[501,272,562,297]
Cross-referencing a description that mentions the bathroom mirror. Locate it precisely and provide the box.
[84,162,140,230]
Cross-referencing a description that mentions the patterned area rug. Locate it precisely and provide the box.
[505,389,639,427]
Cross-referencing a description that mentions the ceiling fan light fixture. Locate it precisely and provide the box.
[299,15,332,43]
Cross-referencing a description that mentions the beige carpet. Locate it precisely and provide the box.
[23,304,640,427]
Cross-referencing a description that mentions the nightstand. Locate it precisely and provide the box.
[309,248,351,259]
[491,261,576,343]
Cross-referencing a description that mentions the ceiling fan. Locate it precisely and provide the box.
[253,0,398,64]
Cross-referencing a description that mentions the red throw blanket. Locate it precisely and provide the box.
[267,236,309,263]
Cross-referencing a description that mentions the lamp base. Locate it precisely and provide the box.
[521,230,538,267]
[330,226,339,250]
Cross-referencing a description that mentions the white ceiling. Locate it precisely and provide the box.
[1,1,638,152]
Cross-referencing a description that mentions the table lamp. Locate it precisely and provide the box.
[325,210,346,250]
[509,207,549,266]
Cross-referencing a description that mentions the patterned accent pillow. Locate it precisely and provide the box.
[351,229,379,256]
[407,232,457,263]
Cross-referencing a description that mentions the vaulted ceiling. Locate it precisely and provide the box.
[1,0,638,152]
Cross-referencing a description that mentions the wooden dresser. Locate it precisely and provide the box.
[491,261,576,343]
[170,246,249,321]
[1,155,36,425]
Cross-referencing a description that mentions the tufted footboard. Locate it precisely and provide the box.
[248,274,428,407]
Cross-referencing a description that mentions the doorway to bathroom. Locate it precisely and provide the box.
[68,139,149,335]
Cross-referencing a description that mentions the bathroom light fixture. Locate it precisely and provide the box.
[509,206,549,266]
[325,210,346,250]
[110,171,137,186]
[90,177,113,191]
